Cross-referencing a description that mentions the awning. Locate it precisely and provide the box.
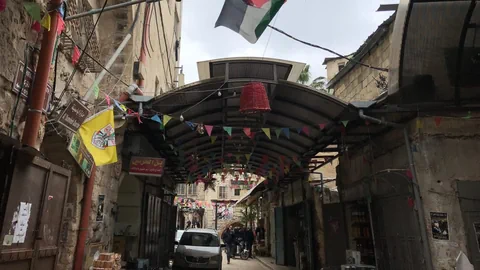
[234,180,266,206]
[125,58,389,183]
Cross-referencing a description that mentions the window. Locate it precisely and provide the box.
[219,186,227,199]
[176,184,186,195]
[187,184,197,195]
[234,189,241,196]
[338,62,345,71]
[179,232,220,247]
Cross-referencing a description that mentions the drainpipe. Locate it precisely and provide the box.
[21,0,63,148]
[358,110,433,270]
[73,167,96,270]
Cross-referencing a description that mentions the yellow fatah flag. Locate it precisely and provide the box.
[79,107,117,166]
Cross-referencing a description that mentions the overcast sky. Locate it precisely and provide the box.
[180,0,397,84]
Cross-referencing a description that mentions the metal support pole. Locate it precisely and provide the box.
[358,110,434,270]
[215,203,218,230]
[83,33,132,101]
[65,0,158,21]
[22,0,63,148]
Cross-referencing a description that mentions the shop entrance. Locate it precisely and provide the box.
[278,202,313,269]
[370,172,426,270]
[458,181,480,269]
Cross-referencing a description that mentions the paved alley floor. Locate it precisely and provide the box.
[222,254,269,270]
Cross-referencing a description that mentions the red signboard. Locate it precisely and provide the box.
[129,157,165,177]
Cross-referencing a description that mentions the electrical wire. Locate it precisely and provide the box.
[267,25,389,72]
[153,2,171,86]
[10,46,30,137]
[49,0,109,115]
[158,1,174,85]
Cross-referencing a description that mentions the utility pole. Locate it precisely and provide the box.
[21,0,63,148]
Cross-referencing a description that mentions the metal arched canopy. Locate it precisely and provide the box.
[135,59,363,183]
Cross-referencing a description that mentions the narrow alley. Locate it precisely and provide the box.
[0,0,478,270]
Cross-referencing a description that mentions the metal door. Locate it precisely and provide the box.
[0,150,71,270]
[458,181,480,268]
[274,207,285,265]
[371,173,425,270]
[143,193,162,267]
[323,203,347,267]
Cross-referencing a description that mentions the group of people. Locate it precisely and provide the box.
[221,226,256,264]
[185,219,201,229]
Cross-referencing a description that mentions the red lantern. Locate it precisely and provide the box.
[239,82,271,114]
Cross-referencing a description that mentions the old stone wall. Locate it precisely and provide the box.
[337,114,480,270]
[331,25,393,103]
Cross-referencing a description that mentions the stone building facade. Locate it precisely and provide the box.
[324,15,394,103]
[0,0,182,268]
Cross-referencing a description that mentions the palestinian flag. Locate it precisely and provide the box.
[215,0,286,44]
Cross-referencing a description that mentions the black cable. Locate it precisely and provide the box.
[50,0,109,114]
[153,2,170,86]
[61,34,130,87]
[158,1,174,85]
[10,46,30,137]
[267,25,389,72]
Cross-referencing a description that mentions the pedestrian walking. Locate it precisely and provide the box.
[222,226,234,264]
[245,227,255,258]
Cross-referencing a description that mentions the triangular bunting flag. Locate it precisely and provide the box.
[244,127,251,137]
[56,14,65,35]
[151,115,162,124]
[32,21,41,32]
[40,13,51,31]
[92,84,100,99]
[186,121,196,130]
[434,117,442,127]
[302,126,310,136]
[416,119,423,129]
[223,126,232,136]
[296,127,302,134]
[262,128,271,139]
[275,128,282,139]
[341,120,349,127]
[250,131,256,139]
[282,128,290,139]
[164,115,172,126]
[72,46,81,65]
[319,123,326,130]
[105,94,111,106]
[23,2,42,22]
[205,125,213,136]
[245,153,251,161]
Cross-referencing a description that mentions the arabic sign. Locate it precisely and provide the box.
[68,133,94,177]
[129,157,165,177]
[57,99,90,132]
[12,61,52,112]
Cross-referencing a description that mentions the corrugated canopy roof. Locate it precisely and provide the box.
[128,59,389,183]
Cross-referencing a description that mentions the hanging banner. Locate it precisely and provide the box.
[12,61,52,111]
[216,202,234,220]
[57,99,90,132]
[67,133,94,177]
[129,156,166,177]
[430,212,449,240]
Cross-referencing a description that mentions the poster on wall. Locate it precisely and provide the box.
[430,212,449,240]
[473,222,480,251]
[216,203,234,220]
